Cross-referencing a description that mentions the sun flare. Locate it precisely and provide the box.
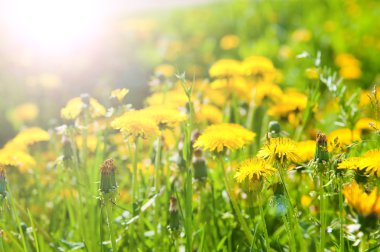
[2,0,108,55]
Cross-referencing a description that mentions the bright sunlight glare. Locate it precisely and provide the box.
[2,0,108,56]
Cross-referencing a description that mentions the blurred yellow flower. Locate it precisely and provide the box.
[328,128,361,147]
[209,59,242,78]
[241,55,277,81]
[61,96,106,120]
[195,104,223,124]
[297,140,316,163]
[305,68,319,79]
[210,77,251,100]
[9,127,50,148]
[355,117,379,132]
[234,157,276,183]
[258,137,301,164]
[220,34,240,50]
[9,102,39,123]
[268,89,307,117]
[254,83,283,105]
[291,28,312,42]
[301,195,313,208]
[343,181,380,217]
[155,64,175,77]
[146,89,189,108]
[110,88,129,102]
[335,53,362,80]
[194,123,255,153]
[143,106,186,129]
[111,110,160,140]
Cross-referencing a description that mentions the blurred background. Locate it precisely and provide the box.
[0,0,379,144]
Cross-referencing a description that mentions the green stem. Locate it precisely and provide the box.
[319,171,326,252]
[105,198,117,251]
[338,176,344,252]
[219,158,254,244]
[278,166,297,252]
[132,137,139,215]
[154,137,163,249]
[257,189,270,251]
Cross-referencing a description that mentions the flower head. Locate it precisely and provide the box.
[110,88,129,102]
[142,106,186,130]
[258,137,301,164]
[209,59,241,78]
[194,123,255,153]
[111,110,160,140]
[343,181,380,218]
[234,157,276,183]
[61,96,106,120]
[358,149,380,177]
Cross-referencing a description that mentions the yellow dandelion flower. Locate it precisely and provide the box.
[220,34,240,50]
[339,65,362,80]
[210,77,251,100]
[355,118,379,132]
[337,157,362,170]
[327,128,361,147]
[111,110,160,140]
[358,149,380,177]
[145,89,189,108]
[258,137,301,164]
[0,149,36,172]
[234,157,276,183]
[154,64,175,77]
[9,127,50,147]
[142,106,186,130]
[209,59,242,78]
[305,68,319,79]
[9,103,39,123]
[297,140,316,163]
[343,181,380,218]
[61,96,106,120]
[195,104,223,124]
[301,195,313,208]
[194,123,255,153]
[254,83,283,105]
[291,28,312,42]
[241,56,276,81]
[268,89,307,117]
[110,88,129,102]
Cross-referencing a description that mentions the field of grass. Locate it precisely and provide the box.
[1,0,380,251]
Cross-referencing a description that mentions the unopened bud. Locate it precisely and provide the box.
[192,151,207,181]
[100,159,117,194]
[314,132,329,164]
[168,196,181,237]
[269,121,281,138]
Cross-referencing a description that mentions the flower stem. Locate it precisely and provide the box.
[257,188,270,251]
[338,176,345,252]
[319,170,326,252]
[278,166,297,252]
[154,137,163,249]
[219,158,254,244]
[104,199,117,252]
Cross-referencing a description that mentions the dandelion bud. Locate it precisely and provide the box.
[268,121,281,138]
[192,149,207,181]
[167,196,181,237]
[100,159,117,194]
[0,166,7,198]
[314,132,329,164]
[62,135,74,168]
